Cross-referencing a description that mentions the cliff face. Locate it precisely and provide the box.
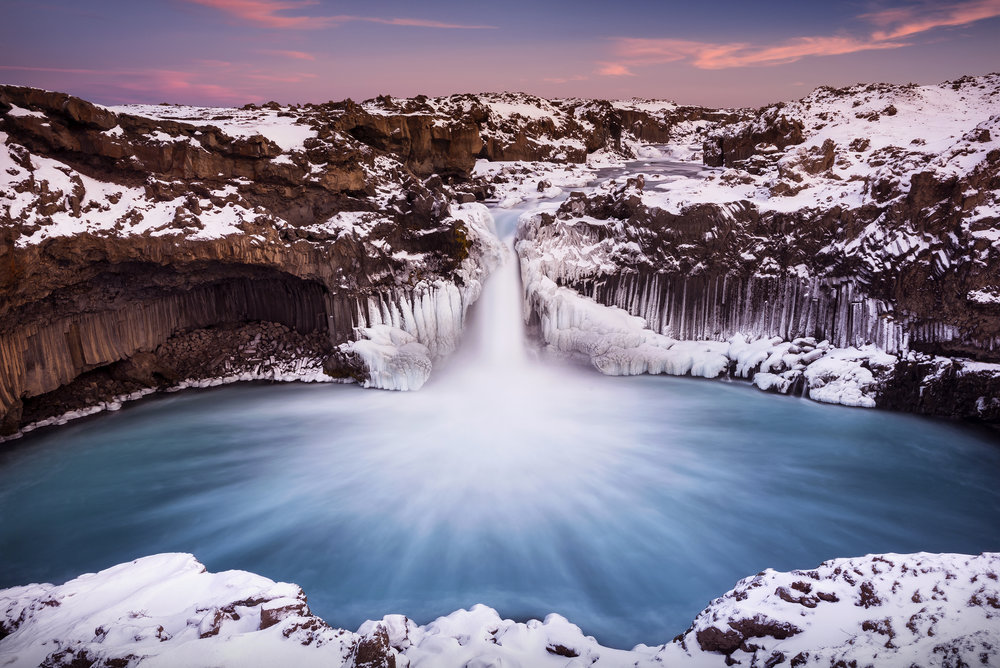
[1,84,688,435]
[0,86,499,434]
[513,75,1000,418]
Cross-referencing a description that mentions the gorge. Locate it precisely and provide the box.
[1,75,999,667]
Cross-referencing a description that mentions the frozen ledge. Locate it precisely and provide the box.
[1,552,997,667]
[517,243,900,409]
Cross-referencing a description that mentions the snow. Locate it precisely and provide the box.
[655,552,1000,667]
[484,100,560,123]
[803,346,895,408]
[473,159,596,208]
[108,103,317,151]
[638,75,1000,218]
[968,288,1000,304]
[1,139,263,246]
[611,99,679,115]
[6,104,46,118]
[0,554,356,668]
[3,552,997,667]
[300,210,383,239]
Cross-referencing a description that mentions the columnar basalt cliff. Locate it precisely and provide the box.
[513,75,1000,418]
[0,86,489,434]
[3,76,1000,432]
[0,85,686,435]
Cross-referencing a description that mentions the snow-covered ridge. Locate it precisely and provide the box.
[108,102,317,151]
[680,74,1000,215]
[2,551,996,667]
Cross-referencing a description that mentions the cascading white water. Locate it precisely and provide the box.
[457,210,531,371]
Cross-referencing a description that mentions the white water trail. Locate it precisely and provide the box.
[458,210,531,372]
[303,156,699,528]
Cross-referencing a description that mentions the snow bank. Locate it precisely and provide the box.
[107,103,317,151]
[3,552,997,667]
[641,74,1000,218]
[656,552,1000,667]
[0,553,356,668]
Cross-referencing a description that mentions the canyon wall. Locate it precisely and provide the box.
[0,85,518,434]
[513,75,1000,418]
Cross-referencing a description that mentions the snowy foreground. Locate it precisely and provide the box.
[1,552,997,667]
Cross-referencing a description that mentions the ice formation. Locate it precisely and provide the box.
[339,325,432,391]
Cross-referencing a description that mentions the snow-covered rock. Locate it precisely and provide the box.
[2,552,997,667]
[655,552,1000,667]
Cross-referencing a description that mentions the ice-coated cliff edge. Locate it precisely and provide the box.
[506,74,1000,417]
[2,552,997,667]
[516,220,896,408]
[337,203,503,391]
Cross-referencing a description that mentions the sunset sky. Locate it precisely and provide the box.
[2,0,999,107]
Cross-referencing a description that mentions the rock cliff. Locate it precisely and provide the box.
[0,86,686,436]
[3,76,999,432]
[0,86,493,435]
[513,75,1000,419]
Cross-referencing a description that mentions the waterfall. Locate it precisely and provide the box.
[459,209,532,371]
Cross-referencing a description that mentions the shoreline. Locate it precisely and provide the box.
[5,346,998,448]
[2,551,998,666]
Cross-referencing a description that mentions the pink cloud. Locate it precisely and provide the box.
[182,0,495,29]
[864,0,1000,40]
[184,0,322,28]
[602,0,1000,75]
[607,35,907,73]
[351,16,496,29]
[260,49,316,60]
[601,0,1000,76]
[595,63,635,77]
[543,74,588,84]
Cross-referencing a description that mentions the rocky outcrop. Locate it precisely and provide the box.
[703,104,804,167]
[515,75,1000,419]
[0,85,506,435]
[1,552,997,666]
[0,82,710,436]
[331,98,483,177]
[352,92,687,165]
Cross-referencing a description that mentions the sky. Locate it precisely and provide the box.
[1,0,999,108]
